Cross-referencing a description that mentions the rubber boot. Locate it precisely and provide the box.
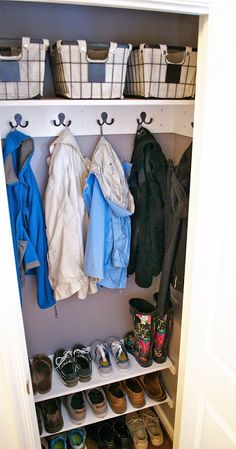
[127,298,155,367]
[153,292,173,363]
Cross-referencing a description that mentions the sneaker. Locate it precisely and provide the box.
[90,340,112,377]
[72,344,92,382]
[112,419,133,449]
[48,434,67,449]
[97,422,116,449]
[139,409,164,447]
[40,398,64,434]
[126,412,148,449]
[85,387,107,417]
[62,392,86,423]
[68,428,87,449]
[53,348,78,387]
[106,337,130,371]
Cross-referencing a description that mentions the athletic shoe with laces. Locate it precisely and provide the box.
[139,409,164,447]
[53,348,78,387]
[72,344,92,382]
[90,339,112,377]
[126,412,148,449]
[106,336,130,370]
[85,387,107,417]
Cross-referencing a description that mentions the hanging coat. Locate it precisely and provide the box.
[44,127,97,300]
[3,130,55,309]
[128,126,168,288]
[83,136,135,289]
[156,143,192,315]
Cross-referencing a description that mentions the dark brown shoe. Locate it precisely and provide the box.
[40,398,64,434]
[31,353,52,394]
[122,378,145,408]
[139,372,167,401]
[104,382,127,414]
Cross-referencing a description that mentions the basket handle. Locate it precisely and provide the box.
[77,40,117,63]
[0,37,30,61]
[160,45,192,65]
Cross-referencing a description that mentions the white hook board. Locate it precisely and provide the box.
[0,99,194,138]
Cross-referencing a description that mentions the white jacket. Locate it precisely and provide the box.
[44,128,97,300]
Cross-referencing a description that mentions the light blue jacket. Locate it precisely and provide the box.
[83,137,134,289]
[3,130,55,309]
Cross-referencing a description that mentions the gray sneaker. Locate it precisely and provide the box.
[106,336,130,371]
[62,391,86,424]
[85,387,107,417]
[90,339,112,377]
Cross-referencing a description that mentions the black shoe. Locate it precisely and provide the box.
[53,348,78,387]
[40,398,64,434]
[113,419,133,449]
[97,422,116,449]
[72,343,92,382]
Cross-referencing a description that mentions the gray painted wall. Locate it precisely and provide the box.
[15,132,191,357]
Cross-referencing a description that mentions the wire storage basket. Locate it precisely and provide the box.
[124,44,197,99]
[51,40,132,99]
[0,37,49,100]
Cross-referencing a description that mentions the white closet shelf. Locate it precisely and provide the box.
[40,391,174,438]
[0,99,195,107]
[0,99,194,138]
[34,354,175,403]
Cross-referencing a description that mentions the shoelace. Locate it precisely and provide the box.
[96,344,109,363]
[127,418,145,433]
[74,347,90,359]
[111,341,124,358]
[55,349,72,368]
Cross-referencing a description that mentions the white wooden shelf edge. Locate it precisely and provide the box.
[40,392,173,438]
[5,0,209,15]
[34,355,174,403]
[0,99,195,107]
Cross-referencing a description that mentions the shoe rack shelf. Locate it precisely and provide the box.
[34,353,175,403]
[40,391,174,438]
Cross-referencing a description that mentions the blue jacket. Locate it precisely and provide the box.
[3,130,55,309]
[83,137,134,289]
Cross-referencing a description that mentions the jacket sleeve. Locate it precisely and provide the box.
[27,171,55,309]
[111,215,131,268]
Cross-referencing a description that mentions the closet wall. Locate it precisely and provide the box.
[0,0,196,434]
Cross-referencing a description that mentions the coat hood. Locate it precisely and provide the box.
[48,127,90,169]
[88,136,134,216]
[3,130,34,185]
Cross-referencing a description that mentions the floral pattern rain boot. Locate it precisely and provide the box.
[153,293,173,363]
[127,298,155,367]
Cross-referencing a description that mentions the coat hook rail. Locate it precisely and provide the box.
[9,113,29,129]
[97,112,114,135]
[137,111,153,127]
[53,113,72,127]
